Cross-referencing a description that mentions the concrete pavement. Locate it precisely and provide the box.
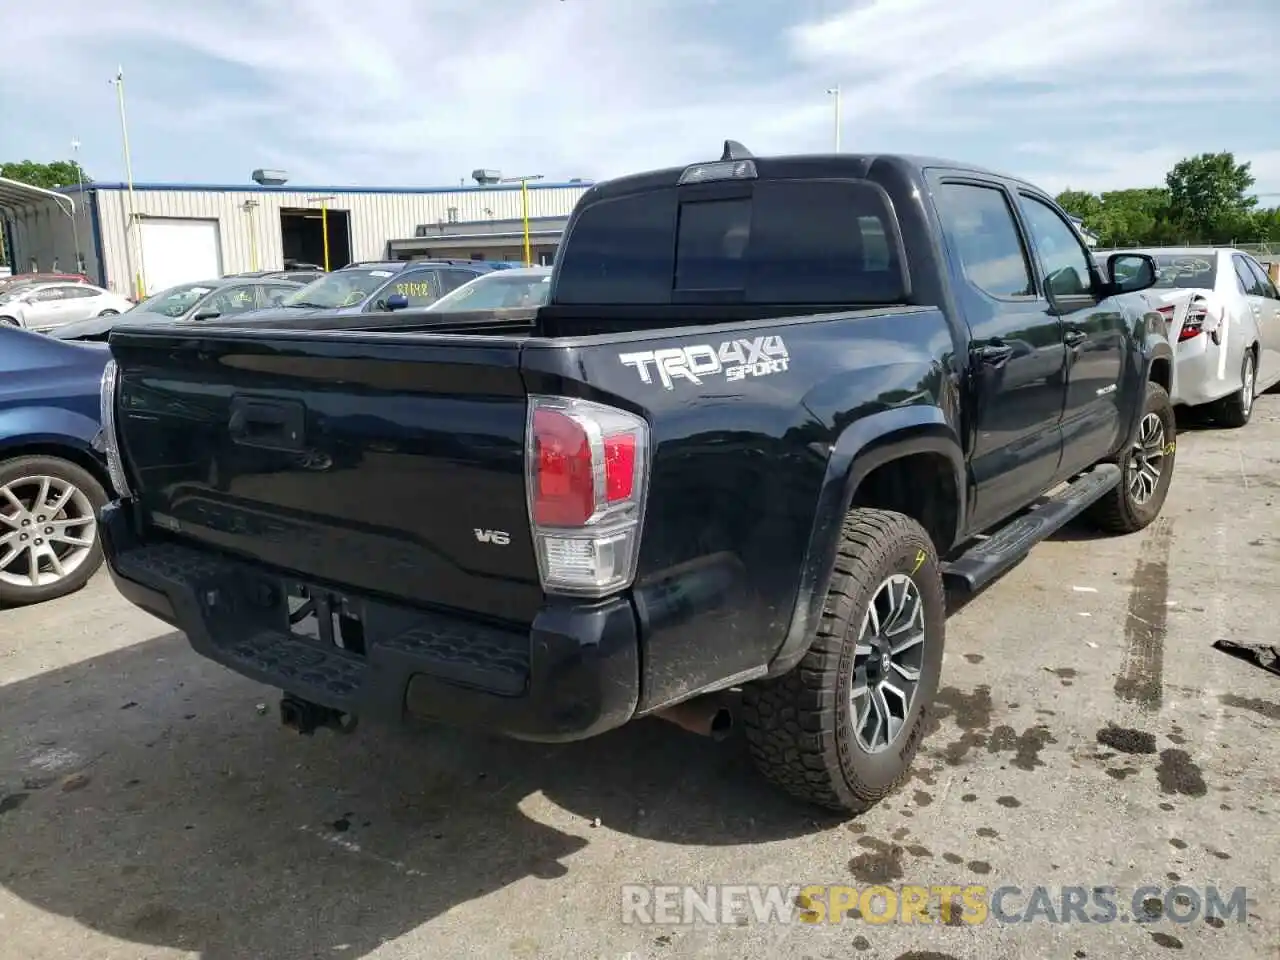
[2,397,1278,960]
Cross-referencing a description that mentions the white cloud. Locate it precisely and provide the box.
[1,0,1276,195]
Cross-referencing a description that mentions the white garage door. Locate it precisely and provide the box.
[139,218,222,295]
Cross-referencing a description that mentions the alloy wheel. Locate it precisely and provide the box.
[850,573,927,754]
[0,475,97,588]
[1126,412,1167,506]
[1242,352,1255,417]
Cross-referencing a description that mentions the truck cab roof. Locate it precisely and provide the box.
[581,148,1039,204]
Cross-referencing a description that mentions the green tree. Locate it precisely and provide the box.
[0,159,91,190]
[1055,189,1102,223]
[1098,188,1177,246]
[1165,152,1255,239]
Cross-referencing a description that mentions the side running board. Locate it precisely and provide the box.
[942,463,1122,595]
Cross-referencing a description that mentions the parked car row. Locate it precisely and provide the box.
[24,259,553,342]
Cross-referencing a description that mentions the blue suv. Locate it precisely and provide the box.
[251,260,495,320]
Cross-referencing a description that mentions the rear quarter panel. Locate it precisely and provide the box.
[0,331,108,457]
[521,308,956,711]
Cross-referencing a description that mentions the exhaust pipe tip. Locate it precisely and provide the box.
[707,706,733,741]
[279,694,358,736]
[654,695,735,741]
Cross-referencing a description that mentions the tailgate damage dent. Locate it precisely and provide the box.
[99,501,641,743]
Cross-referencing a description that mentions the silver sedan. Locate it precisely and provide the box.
[0,282,135,333]
[1098,247,1280,427]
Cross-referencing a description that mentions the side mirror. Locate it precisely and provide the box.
[385,293,409,312]
[191,308,221,321]
[1107,253,1157,295]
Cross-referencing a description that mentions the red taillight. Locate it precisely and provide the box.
[604,434,637,501]
[526,396,650,596]
[1179,301,1209,342]
[532,407,595,526]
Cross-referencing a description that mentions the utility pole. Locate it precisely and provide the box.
[500,174,544,266]
[306,196,336,271]
[70,139,85,273]
[111,67,146,298]
[826,86,842,152]
[242,199,260,271]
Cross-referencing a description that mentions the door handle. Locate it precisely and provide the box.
[1064,330,1088,348]
[228,396,306,451]
[978,341,1015,367]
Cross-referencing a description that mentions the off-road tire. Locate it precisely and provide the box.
[740,508,946,813]
[1085,381,1176,535]
[1214,347,1256,429]
[0,455,108,607]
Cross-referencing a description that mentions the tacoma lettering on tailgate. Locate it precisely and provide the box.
[619,336,790,390]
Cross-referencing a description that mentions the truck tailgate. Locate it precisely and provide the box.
[109,328,542,624]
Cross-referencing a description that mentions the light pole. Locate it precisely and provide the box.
[69,139,85,273]
[826,86,842,152]
[500,174,543,266]
[111,67,146,298]
[306,195,336,271]
[242,199,260,271]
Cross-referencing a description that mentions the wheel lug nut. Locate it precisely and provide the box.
[36,516,45,522]
[21,519,30,526]
[45,527,53,534]
[34,538,43,546]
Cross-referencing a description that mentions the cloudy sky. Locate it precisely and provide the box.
[3,0,1278,198]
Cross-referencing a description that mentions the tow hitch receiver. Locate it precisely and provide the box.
[279,694,359,735]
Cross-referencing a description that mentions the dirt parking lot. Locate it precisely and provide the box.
[2,399,1279,960]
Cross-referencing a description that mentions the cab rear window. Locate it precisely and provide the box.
[554,179,908,305]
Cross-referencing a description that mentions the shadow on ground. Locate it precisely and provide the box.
[0,632,834,959]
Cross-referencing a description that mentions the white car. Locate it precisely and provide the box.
[0,281,135,333]
[423,266,552,313]
[1098,247,1280,427]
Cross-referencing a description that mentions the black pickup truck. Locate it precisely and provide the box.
[95,143,1175,813]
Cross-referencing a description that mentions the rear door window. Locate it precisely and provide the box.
[1233,255,1264,296]
[1243,256,1278,299]
[932,183,1033,299]
[440,268,482,293]
[554,179,908,305]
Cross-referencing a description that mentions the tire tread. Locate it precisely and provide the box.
[741,508,943,812]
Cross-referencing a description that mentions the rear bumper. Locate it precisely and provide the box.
[1174,335,1235,407]
[100,500,641,742]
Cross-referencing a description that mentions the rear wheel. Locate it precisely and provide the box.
[1215,348,1256,428]
[0,317,17,327]
[1085,381,1176,534]
[97,309,119,318]
[0,456,107,607]
[741,508,945,813]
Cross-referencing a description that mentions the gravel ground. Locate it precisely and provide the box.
[1,398,1278,960]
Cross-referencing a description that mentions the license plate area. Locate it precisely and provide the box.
[285,582,367,655]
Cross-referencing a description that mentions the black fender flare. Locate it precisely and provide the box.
[1120,325,1176,450]
[767,404,965,677]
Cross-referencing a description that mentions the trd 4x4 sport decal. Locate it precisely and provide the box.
[619,336,790,390]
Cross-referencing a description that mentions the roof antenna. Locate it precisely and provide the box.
[720,140,753,161]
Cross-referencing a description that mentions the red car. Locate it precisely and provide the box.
[0,273,92,295]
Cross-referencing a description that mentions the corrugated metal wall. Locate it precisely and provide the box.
[5,197,99,281]
[90,184,590,294]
